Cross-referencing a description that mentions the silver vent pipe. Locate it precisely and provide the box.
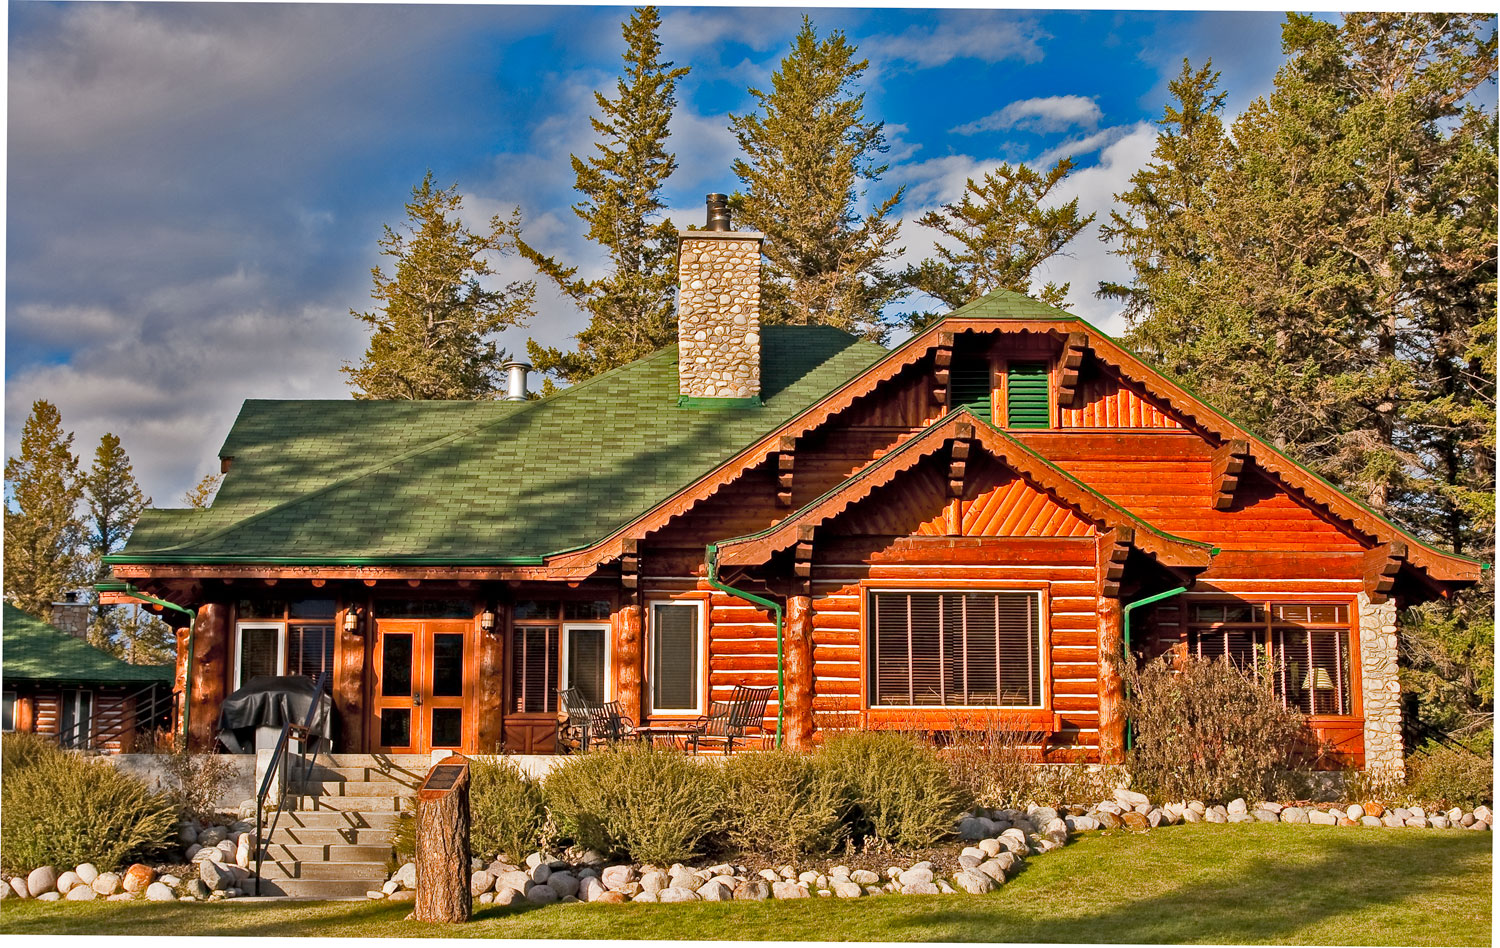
[503,360,531,401]
[705,193,732,231]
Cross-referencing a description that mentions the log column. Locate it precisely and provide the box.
[784,593,815,750]
[475,608,505,754]
[615,596,645,724]
[1096,597,1125,765]
[334,604,368,753]
[173,622,191,741]
[188,601,231,752]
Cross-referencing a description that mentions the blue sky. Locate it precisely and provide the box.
[6,3,1297,504]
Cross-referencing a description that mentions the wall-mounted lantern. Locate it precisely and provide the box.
[343,607,363,635]
[480,608,496,633]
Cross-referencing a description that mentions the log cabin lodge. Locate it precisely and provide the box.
[100,195,1485,774]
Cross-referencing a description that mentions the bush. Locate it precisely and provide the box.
[1,751,175,872]
[544,742,720,865]
[470,756,547,861]
[817,730,969,848]
[1,732,61,774]
[1124,653,1306,804]
[714,750,848,861]
[1403,743,1493,809]
[162,750,237,823]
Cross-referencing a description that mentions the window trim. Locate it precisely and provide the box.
[861,584,1051,712]
[647,598,707,716]
[234,621,287,688]
[561,621,612,705]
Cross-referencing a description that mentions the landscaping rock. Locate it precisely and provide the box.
[900,882,941,896]
[1281,807,1308,824]
[1361,815,1383,827]
[1405,817,1428,828]
[471,869,495,896]
[66,885,97,901]
[771,881,808,899]
[1120,812,1150,831]
[75,863,99,886]
[1308,810,1337,825]
[526,884,559,905]
[1253,809,1280,823]
[1182,808,1203,823]
[494,886,526,907]
[952,870,995,894]
[898,865,934,887]
[110,893,136,902]
[1382,814,1403,827]
[395,863,418,889]
[1097,801,1124,816]
[1474,806,1491,823]
[831,881,863,898]
[639,870,667,895]
[1115,788,1150,808]
[849,869,880,886]
[733,880,770,901]
[1461,813,1476,827]
[56,871,80,895]
[200,861,234,892]
[146,882,176,902]
[1097,811,1124,829]
[1229,813,1255,824]
[530,864,552,885]
[1146,809,1164,828]
[382,879,401,895]
[369,891,388,901]
[37,892,61,902]
[0,881,11,901]
[658,886,700,903]
[1346,803,1365,820]
[601,865,636,890]
[495,869,531,893]
[27,866,57,897]
[388,890,416,903]
[1227,798,1247,816]
[1070,815,1101,831]
[957,817,991,840]
[8,877,29,900]
[1258,802,1284,814]
[1431,816,1450,829]
[578,877,608,902]
[548,872,580,899]
[697,880,733,901]
[188,879,211,900]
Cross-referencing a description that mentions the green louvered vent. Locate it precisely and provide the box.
[1006,361,1051,428]
[950,357,993,422]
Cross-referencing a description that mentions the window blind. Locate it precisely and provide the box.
[652,604,699,711]
[1006,361,1050,428]
[511,625,557,713]
[568,627,607,706]
[1187,601,1352,715]
[870,591,1041,707]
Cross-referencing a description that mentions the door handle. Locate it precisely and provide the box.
[413,693,422,707]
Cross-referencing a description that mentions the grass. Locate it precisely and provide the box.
[0,824,1490,944]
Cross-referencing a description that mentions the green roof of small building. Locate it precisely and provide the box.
[116,325,888,563]
[2,603,173,685]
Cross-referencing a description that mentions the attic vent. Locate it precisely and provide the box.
[950,357,993,422]
[1006,362,1050,429]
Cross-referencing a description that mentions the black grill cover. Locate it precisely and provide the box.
[216,676,332,753]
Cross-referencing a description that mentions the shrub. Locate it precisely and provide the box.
[390,802,415,865]
[1403,743,1493,809]
[817,730,969,848]
[1124,652,1306,804]
[714,749,848,861]
[1,751,175,872]
[470,756,547,861]
[543,742,719,865]
[1,732,62,774]
[162,749,238,823]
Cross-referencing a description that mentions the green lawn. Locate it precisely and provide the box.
[1,824,1490,944]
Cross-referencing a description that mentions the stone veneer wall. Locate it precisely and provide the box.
[1358,592,1404,778]
[677,232,763,400]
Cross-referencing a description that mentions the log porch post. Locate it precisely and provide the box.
[189,601,231,752]
[615,596,644,724]
[784,593,815,750]
[475,612,505,754]
[1096,597,1125,765]
[335,605,367,753]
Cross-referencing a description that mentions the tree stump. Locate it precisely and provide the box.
[415,756,471,923]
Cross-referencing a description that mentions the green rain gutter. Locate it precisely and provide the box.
[96,582,198,747]
[1120,585,1190,751]
[704,542,784,748]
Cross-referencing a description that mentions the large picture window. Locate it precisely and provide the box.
[650,601,702,714]
[869,590,1043,707]
[1186,601,1352,715]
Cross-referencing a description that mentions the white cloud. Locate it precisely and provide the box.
[952,95,1103,136]
[1033,125,1136,169]
[865,15,1047,70]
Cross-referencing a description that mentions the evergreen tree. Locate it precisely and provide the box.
[521,6,689,384]
[4,400,85,621]
[183,473,223,509]
[81,433,151,656]
[729,17,905,339]
[902,159,1095,329]
[344,171,536,399]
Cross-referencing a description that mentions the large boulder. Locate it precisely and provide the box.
[547,872,580,899]
[526,884,559,905]
[8,877,30,900]
[771,881,809,899]
[897,865,934,887]
[494,886,527,907]
[831,881,863,898]
[395,862,418,889]
[0,880,11,901]
[56,871,80,895]
[952,870,996,894]
[1280,807,1308,825]
[65,885,98,901]
[1346,803,1365,820]
[900,881,941,895]
[495,869,531,893]
[1226,798,1248,816]
[75,864,99,886]
[1114,788,1150,808]
[1308,810,1337,826]
[27,866,58,898]
[639,870,668,895]
[470,869,495,896]
[699,880,734,901]
[199,860,235,892]
[849,869,880,886]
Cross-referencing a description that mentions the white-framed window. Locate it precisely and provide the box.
[562,622,610,707]
[649,600,704,715]
[234,622,286,687]
[2,691,15,732]
[868,589,1045,708]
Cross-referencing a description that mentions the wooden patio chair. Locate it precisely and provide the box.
[689,685,774,755]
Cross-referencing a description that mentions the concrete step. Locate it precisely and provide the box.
[301,764,424,786]
[276,809,400,831]
[270,825,390,847]
[258,859,389,882]
[289,779,413,797]
[249,877,384,899]
[313,754,433,768]
[262,843,393,863]
[287,794,411,813]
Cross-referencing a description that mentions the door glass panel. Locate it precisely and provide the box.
[431,708,462,747]
[380,709,411,747]
[433,634,465,697]
[240,626,281,683]
[381,633,413,697]
[568,627,606,705]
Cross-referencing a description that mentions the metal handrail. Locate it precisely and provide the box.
[253,672,329,896]
[54,682,173,752]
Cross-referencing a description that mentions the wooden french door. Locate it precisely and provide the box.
[371,619,475,753]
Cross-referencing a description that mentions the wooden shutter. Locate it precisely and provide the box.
[652,604,698,711]
[1006,361,1050,428]
[950,357,993,421]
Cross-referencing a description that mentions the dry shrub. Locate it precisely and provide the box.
[943,716,1121,808]
[543,742,719,865]
[817,730,970,848]
[1403,743,1493,809]
[715,749,848,861]
[1,750,176,872]
[162,749,238,823]
[1124,652,1305,804]
[470,756,547,861]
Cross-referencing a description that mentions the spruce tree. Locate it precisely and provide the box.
[344,171,536,399]
[4,400,85,621]
[82,433,150,656]
[521,6,688,384]
[183,473,223,509]
[902,159,1095,329]
[729,17,905,339]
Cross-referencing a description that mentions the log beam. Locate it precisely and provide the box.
[620,537,639,592]
[931,331,954,411]
[1211,439,1251,511]
[776,436,796,508]
[793,524,814,585]
[784,593,815,751]
[1097,527,1133,599]
[1056,332,1087,407]
[1363,541,1407,605]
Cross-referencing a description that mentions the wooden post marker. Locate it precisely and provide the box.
[415,755,472,923]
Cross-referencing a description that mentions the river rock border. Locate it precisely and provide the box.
[1044,788,1492,833]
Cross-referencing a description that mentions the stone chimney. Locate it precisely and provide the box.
[676,194,764,403]
[50,592,89,640]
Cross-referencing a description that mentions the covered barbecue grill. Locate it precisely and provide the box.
[216,675,332,753]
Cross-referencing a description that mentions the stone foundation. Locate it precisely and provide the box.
[1357,592,1404,778]
[676,231,763,400]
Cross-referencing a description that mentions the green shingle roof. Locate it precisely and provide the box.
[2,604,173,684]
[115,326,887,563]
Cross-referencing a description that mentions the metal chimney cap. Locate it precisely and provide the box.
[705,193,732,232]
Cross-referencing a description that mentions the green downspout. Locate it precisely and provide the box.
[704,543,784,748]
[1121,586,1189,751]
[95,582,198,747]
